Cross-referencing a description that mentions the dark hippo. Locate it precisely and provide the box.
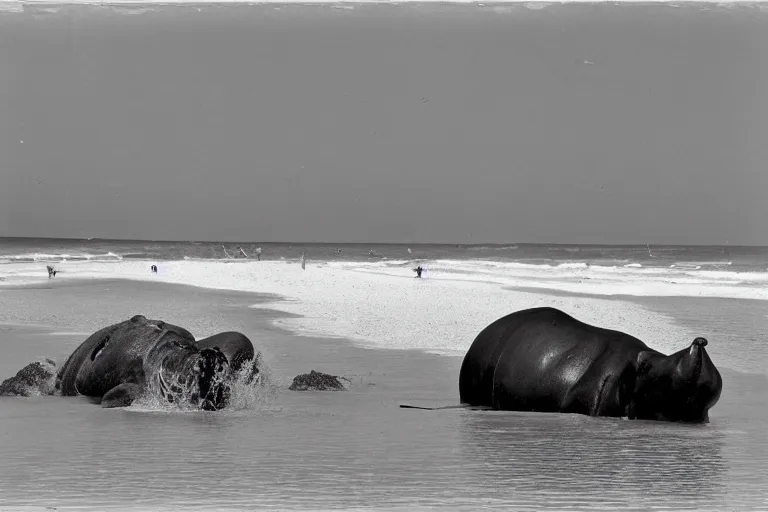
[55,315,241,410]
[458,307,722,423]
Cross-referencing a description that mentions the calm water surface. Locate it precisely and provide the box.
[0,370,764,511]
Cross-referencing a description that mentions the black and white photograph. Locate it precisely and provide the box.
[1,0,767,510]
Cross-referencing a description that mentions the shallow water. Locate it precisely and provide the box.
[0,371,765,511]
[0,281,767,510]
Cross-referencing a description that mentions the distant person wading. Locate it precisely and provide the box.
[413,266,423,278]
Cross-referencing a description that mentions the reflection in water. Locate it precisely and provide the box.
[457,410,728,510]
[5,392,765,511]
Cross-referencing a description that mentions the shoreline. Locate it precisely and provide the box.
[512,284,768,305]
[0,278,464,401]
[3,272,685,351]
[6,256,768,304]
[2,271,764,377]
[2,277,759,427]
[0,279,761,417]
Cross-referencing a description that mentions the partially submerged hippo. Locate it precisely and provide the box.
[1,316,262,411]
[459,307,722,423]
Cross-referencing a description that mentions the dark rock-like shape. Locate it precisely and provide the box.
[459,307,722,423]
[0,359,57,396]
[289,370,346,391]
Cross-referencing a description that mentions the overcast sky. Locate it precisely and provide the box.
[1,4,767,245]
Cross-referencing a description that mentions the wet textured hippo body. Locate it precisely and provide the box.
[459,307,722,423]
[195,331,262,385]
[195,331,254,371]
[55,315,234,410]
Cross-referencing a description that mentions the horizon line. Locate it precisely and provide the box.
[0,235,759,248]
[5,0,768,6]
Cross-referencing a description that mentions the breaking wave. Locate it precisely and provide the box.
[0,252,124,264]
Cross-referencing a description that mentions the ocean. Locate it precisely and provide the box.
[0,237,767,511]
[0,237,754,269]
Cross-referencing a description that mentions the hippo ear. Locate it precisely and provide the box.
[130,315,147,324]
[636,351,656,375]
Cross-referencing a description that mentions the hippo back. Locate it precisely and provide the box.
[56,315,195,397]
[459,307,651,408]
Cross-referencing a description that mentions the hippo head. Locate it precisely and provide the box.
[629,337,722,423]
[193,347,232,411]
[155,346,232,410]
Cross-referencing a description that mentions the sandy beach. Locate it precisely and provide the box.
[1,273,766,511]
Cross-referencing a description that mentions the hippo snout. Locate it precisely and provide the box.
[692,337,708,348]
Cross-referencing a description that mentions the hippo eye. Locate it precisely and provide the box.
[90,334,111,361]
[157,322,165,329]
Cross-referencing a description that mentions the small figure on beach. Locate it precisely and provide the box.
[150,265,158,273]
[255,247,262,261]
[413,266,423,278]
[46,266,57,279]
[300,252,306,270]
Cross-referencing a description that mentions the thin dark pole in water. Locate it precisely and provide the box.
[399,404,473,410]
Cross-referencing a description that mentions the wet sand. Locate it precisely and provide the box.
[1,279,766,510]
[0,279,460,397]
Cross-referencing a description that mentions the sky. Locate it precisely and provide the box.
[1,4,767,245]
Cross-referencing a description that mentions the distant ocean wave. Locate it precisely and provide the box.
[0,251,123,263]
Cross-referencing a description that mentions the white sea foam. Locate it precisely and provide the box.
[2,0,757,8]
[3,256,754,359]
[0,252,122,263]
